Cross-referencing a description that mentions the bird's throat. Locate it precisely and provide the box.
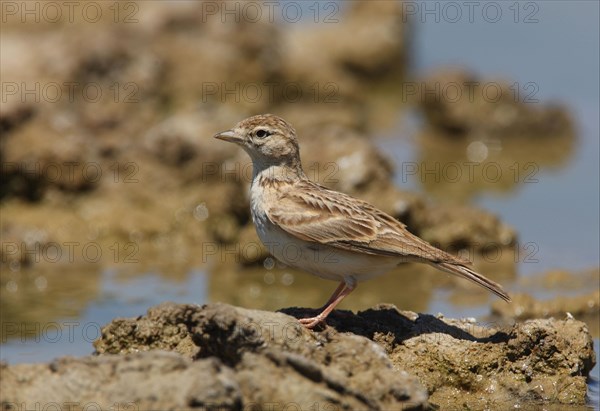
[252,162,306,184]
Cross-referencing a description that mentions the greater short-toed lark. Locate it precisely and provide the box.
[214,114,510,328]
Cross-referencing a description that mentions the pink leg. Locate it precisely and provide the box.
[299,281,357,328]
[318,281,346,310]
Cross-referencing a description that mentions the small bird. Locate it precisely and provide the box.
[214,114,511,328]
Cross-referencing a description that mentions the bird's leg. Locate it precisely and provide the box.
[299,279,357,329]
[317,281,347,311]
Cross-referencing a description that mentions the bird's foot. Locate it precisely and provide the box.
[298,315,326,329]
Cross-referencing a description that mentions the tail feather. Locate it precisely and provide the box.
[434,262,511,302]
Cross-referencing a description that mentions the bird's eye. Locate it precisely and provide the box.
[255,129,270,138]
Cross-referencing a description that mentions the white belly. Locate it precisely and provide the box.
[251,195,398,282]
[249,173,400,283]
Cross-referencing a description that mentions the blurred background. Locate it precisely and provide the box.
[1,0,598,403]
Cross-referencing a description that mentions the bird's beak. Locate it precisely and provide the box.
[213,129,244,144]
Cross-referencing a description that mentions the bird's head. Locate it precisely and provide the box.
[214,114,302,169]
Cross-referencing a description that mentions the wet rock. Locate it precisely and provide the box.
[1,113,101,199]
[416,68,574,138]
[492,291,600,321]
[300,124,394,194]
[282,0,408,100]
[0,223,52,269]
[3,303,594,408]
[0,352,242,410]
[0,101,34,135]
[491,268,600,330]
[94,303,201,358]
[93,302,428,410]
[413,125,576,203]
[94,303,597,408]
[331,1,408,76]
[411,203,517,252]
[284,304,595,408]
[142,111,239,181]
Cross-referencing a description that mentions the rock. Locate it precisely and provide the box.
[300,124,394,195]
[412,125,576,203]
[331,1,407,76]
[93,302,428,410]
[95,303,597,408]
[2,303,594,408]
[282,0,408,100]
[285,305,596,408]
[1,114,101,199]
[412,203,517,252]
[0,352,242,410]
[142,111,239,181]
[492,268,600,323]
[492,291,599,320]
[151,1,283,111]
[94,303,201,358]
[0,100,34,135]
[415,68,574,138]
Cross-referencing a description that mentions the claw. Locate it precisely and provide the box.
[298,316,325,329]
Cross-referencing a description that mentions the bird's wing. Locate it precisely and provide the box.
[265,180,461,263]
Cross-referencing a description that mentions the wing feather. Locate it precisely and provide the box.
[266,180,462,264]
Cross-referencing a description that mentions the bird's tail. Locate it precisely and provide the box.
[434,262,511,302]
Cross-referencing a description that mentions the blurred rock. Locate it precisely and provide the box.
[0,0,517,283]
[519,268,600,291]
[0,101,34,135]
[300,124,394,194]
[69,35,166,132]
[333,1,408,75]
[2,114,101,199]
[282,0,408,101]
[412,203,517,252]
[151,1,283,111]
[414,126,577,202]
[415,68,574,138]
[492,291,599,320]
[491,268,600,328]
[0,223,51,269]
[142,111,239,181]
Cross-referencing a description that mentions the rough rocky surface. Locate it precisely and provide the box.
[1,353,242,410]
[3,303,594,410]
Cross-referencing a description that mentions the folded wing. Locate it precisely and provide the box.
[266,180,458,263]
